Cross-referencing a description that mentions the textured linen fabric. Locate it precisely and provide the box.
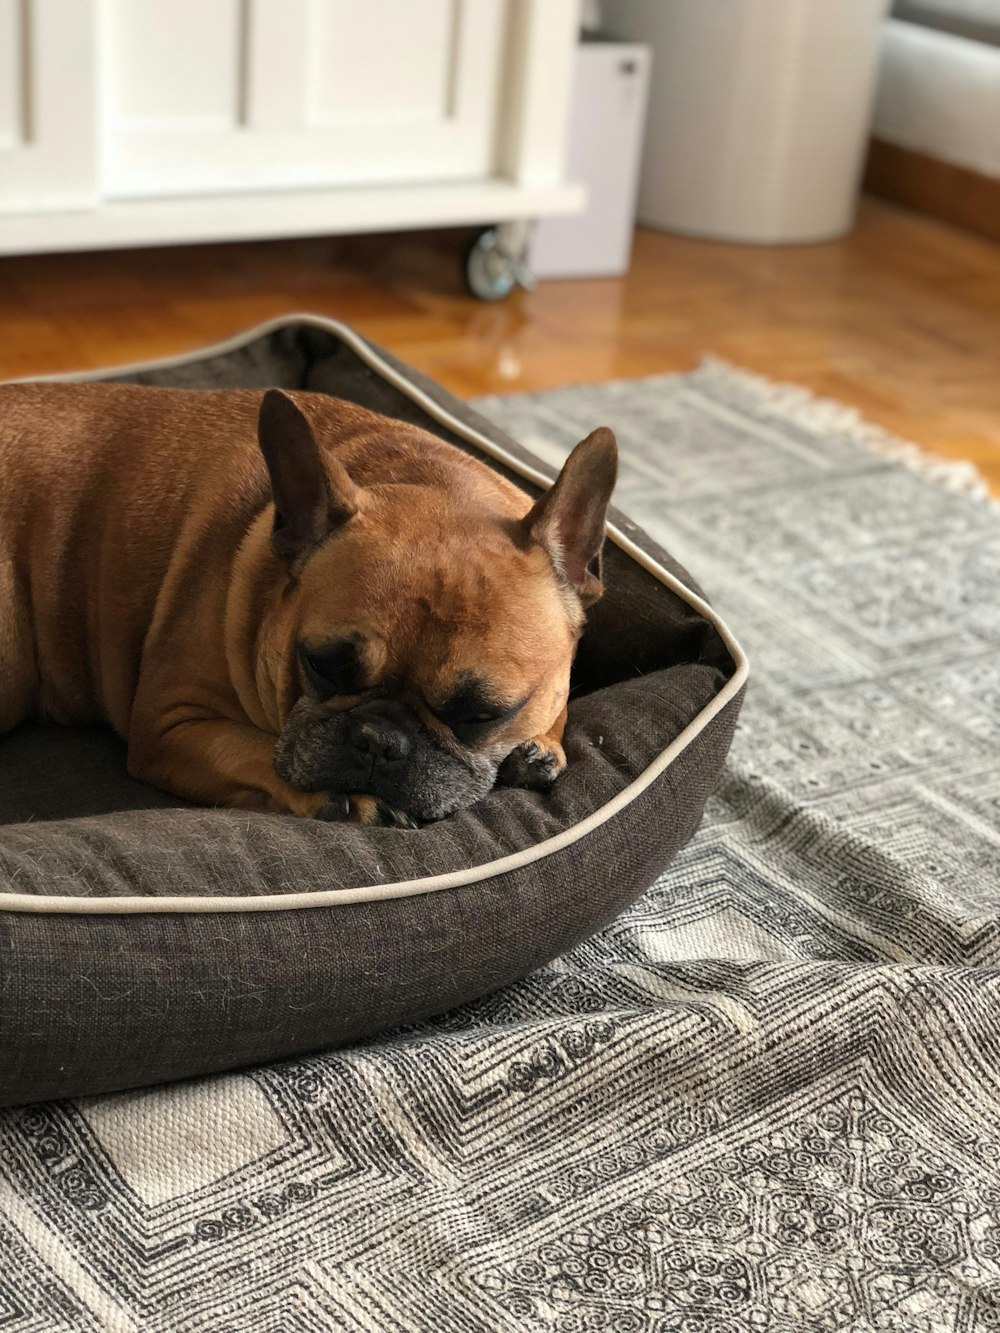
[0,359,997,1330]
[0,325,740,1105]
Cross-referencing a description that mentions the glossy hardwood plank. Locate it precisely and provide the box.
[1,198,998,493]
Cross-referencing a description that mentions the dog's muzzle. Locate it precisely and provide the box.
[273,696,498,823]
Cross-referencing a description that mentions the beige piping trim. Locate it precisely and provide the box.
[1,315,749,914]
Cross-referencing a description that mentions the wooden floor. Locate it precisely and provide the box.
[2,197,998,494]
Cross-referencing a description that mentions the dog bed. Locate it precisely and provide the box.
[0,316,747,1107]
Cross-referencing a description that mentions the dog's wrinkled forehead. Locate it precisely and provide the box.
[300,526,577,683]
[299,622,535,718]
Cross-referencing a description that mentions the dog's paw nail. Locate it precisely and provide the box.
[315,795,351,821]
[531,761,560,791]
[374,799,419,830]
[342,795,418,828]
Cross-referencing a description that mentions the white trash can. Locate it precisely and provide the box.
[601,0,892,244]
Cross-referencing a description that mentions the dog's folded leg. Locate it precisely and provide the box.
[129,714,420,826]
[127,715,330,818]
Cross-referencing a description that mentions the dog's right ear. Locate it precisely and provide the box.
[523,427,618,608]
[257,389,358,564]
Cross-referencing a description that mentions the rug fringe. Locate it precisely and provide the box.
[691,356,994,503]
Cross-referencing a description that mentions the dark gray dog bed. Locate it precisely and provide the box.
[0,316,747,1107]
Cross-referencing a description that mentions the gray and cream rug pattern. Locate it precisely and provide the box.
[2,363,999,1331]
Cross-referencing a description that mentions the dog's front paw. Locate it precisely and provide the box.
[315,795,418,829]
[497,738,566,792]
[313,795,353,822]
[284,790,339,819]
[358,796,420,829]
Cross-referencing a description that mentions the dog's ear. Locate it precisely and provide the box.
[524,427,618,607]
[257,389,358,563]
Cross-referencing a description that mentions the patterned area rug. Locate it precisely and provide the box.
[2,363,999,1332]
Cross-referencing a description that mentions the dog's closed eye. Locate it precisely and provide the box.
[429,679,528,744]
[298,636,368,698]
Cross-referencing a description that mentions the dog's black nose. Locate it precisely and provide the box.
[348,704,412,767]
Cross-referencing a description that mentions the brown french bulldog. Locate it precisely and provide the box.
[0,383,617,826]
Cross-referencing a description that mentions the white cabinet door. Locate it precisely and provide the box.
[0,0,97,213]
[102,0,507,198]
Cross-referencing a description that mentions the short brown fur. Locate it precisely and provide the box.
[0,383,616,823]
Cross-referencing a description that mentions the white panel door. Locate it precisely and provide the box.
[102,0,507,198]
[0,0,97,213]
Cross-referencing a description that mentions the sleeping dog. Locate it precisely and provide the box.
[0,384,616,825]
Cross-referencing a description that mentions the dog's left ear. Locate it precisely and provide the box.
[524,427,618,607]
[257,389,358,564]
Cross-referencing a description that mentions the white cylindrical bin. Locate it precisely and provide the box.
[602,0,892,244]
